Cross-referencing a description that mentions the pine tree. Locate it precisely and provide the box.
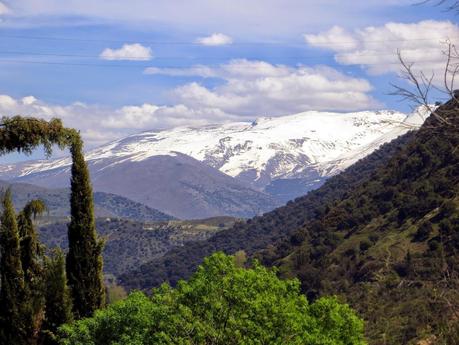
[41,249,73,345]
[17,199,47,344]
[0,189,27,344]
[66,137,105,319]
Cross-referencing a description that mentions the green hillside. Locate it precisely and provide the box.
[39,217,237,277]
[259,100,459,344]
[119,99,459,344]
[119,131,416,289]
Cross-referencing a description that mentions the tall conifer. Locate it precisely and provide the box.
[42,249,73,345]
[66,137,105,319]
[0,189,27,344]
[18,199,47,344]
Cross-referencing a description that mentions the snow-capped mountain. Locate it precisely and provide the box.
[0,108,423,195]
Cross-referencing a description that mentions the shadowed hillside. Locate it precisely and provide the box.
[120,99,459,343]
[119,131,417,289]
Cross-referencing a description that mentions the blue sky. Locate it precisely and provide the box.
[0,0,457,162]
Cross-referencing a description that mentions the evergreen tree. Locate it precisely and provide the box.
[66,137,105,319]
[17,199,47,344]
[0,189,27,344]
[42,249,73,345]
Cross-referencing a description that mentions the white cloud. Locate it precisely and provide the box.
[0,58,379,148]
[0,94,236,147]
[305,20,459,79]
[147,59,378,116]
[0,95,17,109]
[21,95,37,105]
[99,43,153,61]
[304,26,358,52]
[196,33,233,46]
[0,2,10,15]
[0,58,378,147]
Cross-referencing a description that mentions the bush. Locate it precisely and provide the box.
[59,253,366,345]
[359,240,372,252]
[413,222,433,242]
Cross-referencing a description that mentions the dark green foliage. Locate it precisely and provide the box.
[18,199,46,276]
[17,199,47,344]
[359,240,372,252]
[261,99,459,344]
[66,137,105,319]
[0,189,28,344]
[413,221,433,242]
[59,253,366,345]
[40,217,233,277]
[120,99,459,344]
[41,249,73,345]
[0,116,77,157]
[0,116,104,336]
[119,132,417,290]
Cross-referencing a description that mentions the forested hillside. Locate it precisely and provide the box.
[119,131,416,289]
[257,99,459,344]
[39,217,235,277]
[120,99,459,344]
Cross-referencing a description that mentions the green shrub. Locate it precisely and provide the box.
[59,253,366,345]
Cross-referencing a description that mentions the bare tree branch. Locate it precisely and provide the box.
[416,0,459,14]
[390,42,458,126]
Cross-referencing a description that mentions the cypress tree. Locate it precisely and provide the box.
[66,137,105,319]
[17,199,47,344]
[41,249,73,345]
[0,189,27,344]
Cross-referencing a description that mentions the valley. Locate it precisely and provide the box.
[38,216,237,277]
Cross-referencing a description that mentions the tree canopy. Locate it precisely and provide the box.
[59,252,366,345]
[0,116,77,157]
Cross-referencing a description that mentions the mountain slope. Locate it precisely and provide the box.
[39,217,236,277]
[258,100,459,344]
[118,130,417,289]
[0,180,174,221]
[119,100,459,344]
[0,109,423,203]
[4,154,278,219]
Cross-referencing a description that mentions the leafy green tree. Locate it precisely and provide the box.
[66,137,105,319]
[0,189,27,344]
[59,253,366,345]
[42,249,73,345]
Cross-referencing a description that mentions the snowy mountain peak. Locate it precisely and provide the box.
[0,109,423,192]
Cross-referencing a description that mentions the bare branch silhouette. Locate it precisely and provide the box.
[390,41,458,125]
[417,0,459,14]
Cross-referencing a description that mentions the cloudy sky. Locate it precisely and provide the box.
[0,0,457,161]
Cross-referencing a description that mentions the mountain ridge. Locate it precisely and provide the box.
[118,100,459,344]
[118,130,418,289]
[0,109,423,204]
[2,153,279,219]
[0,180,175,222]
